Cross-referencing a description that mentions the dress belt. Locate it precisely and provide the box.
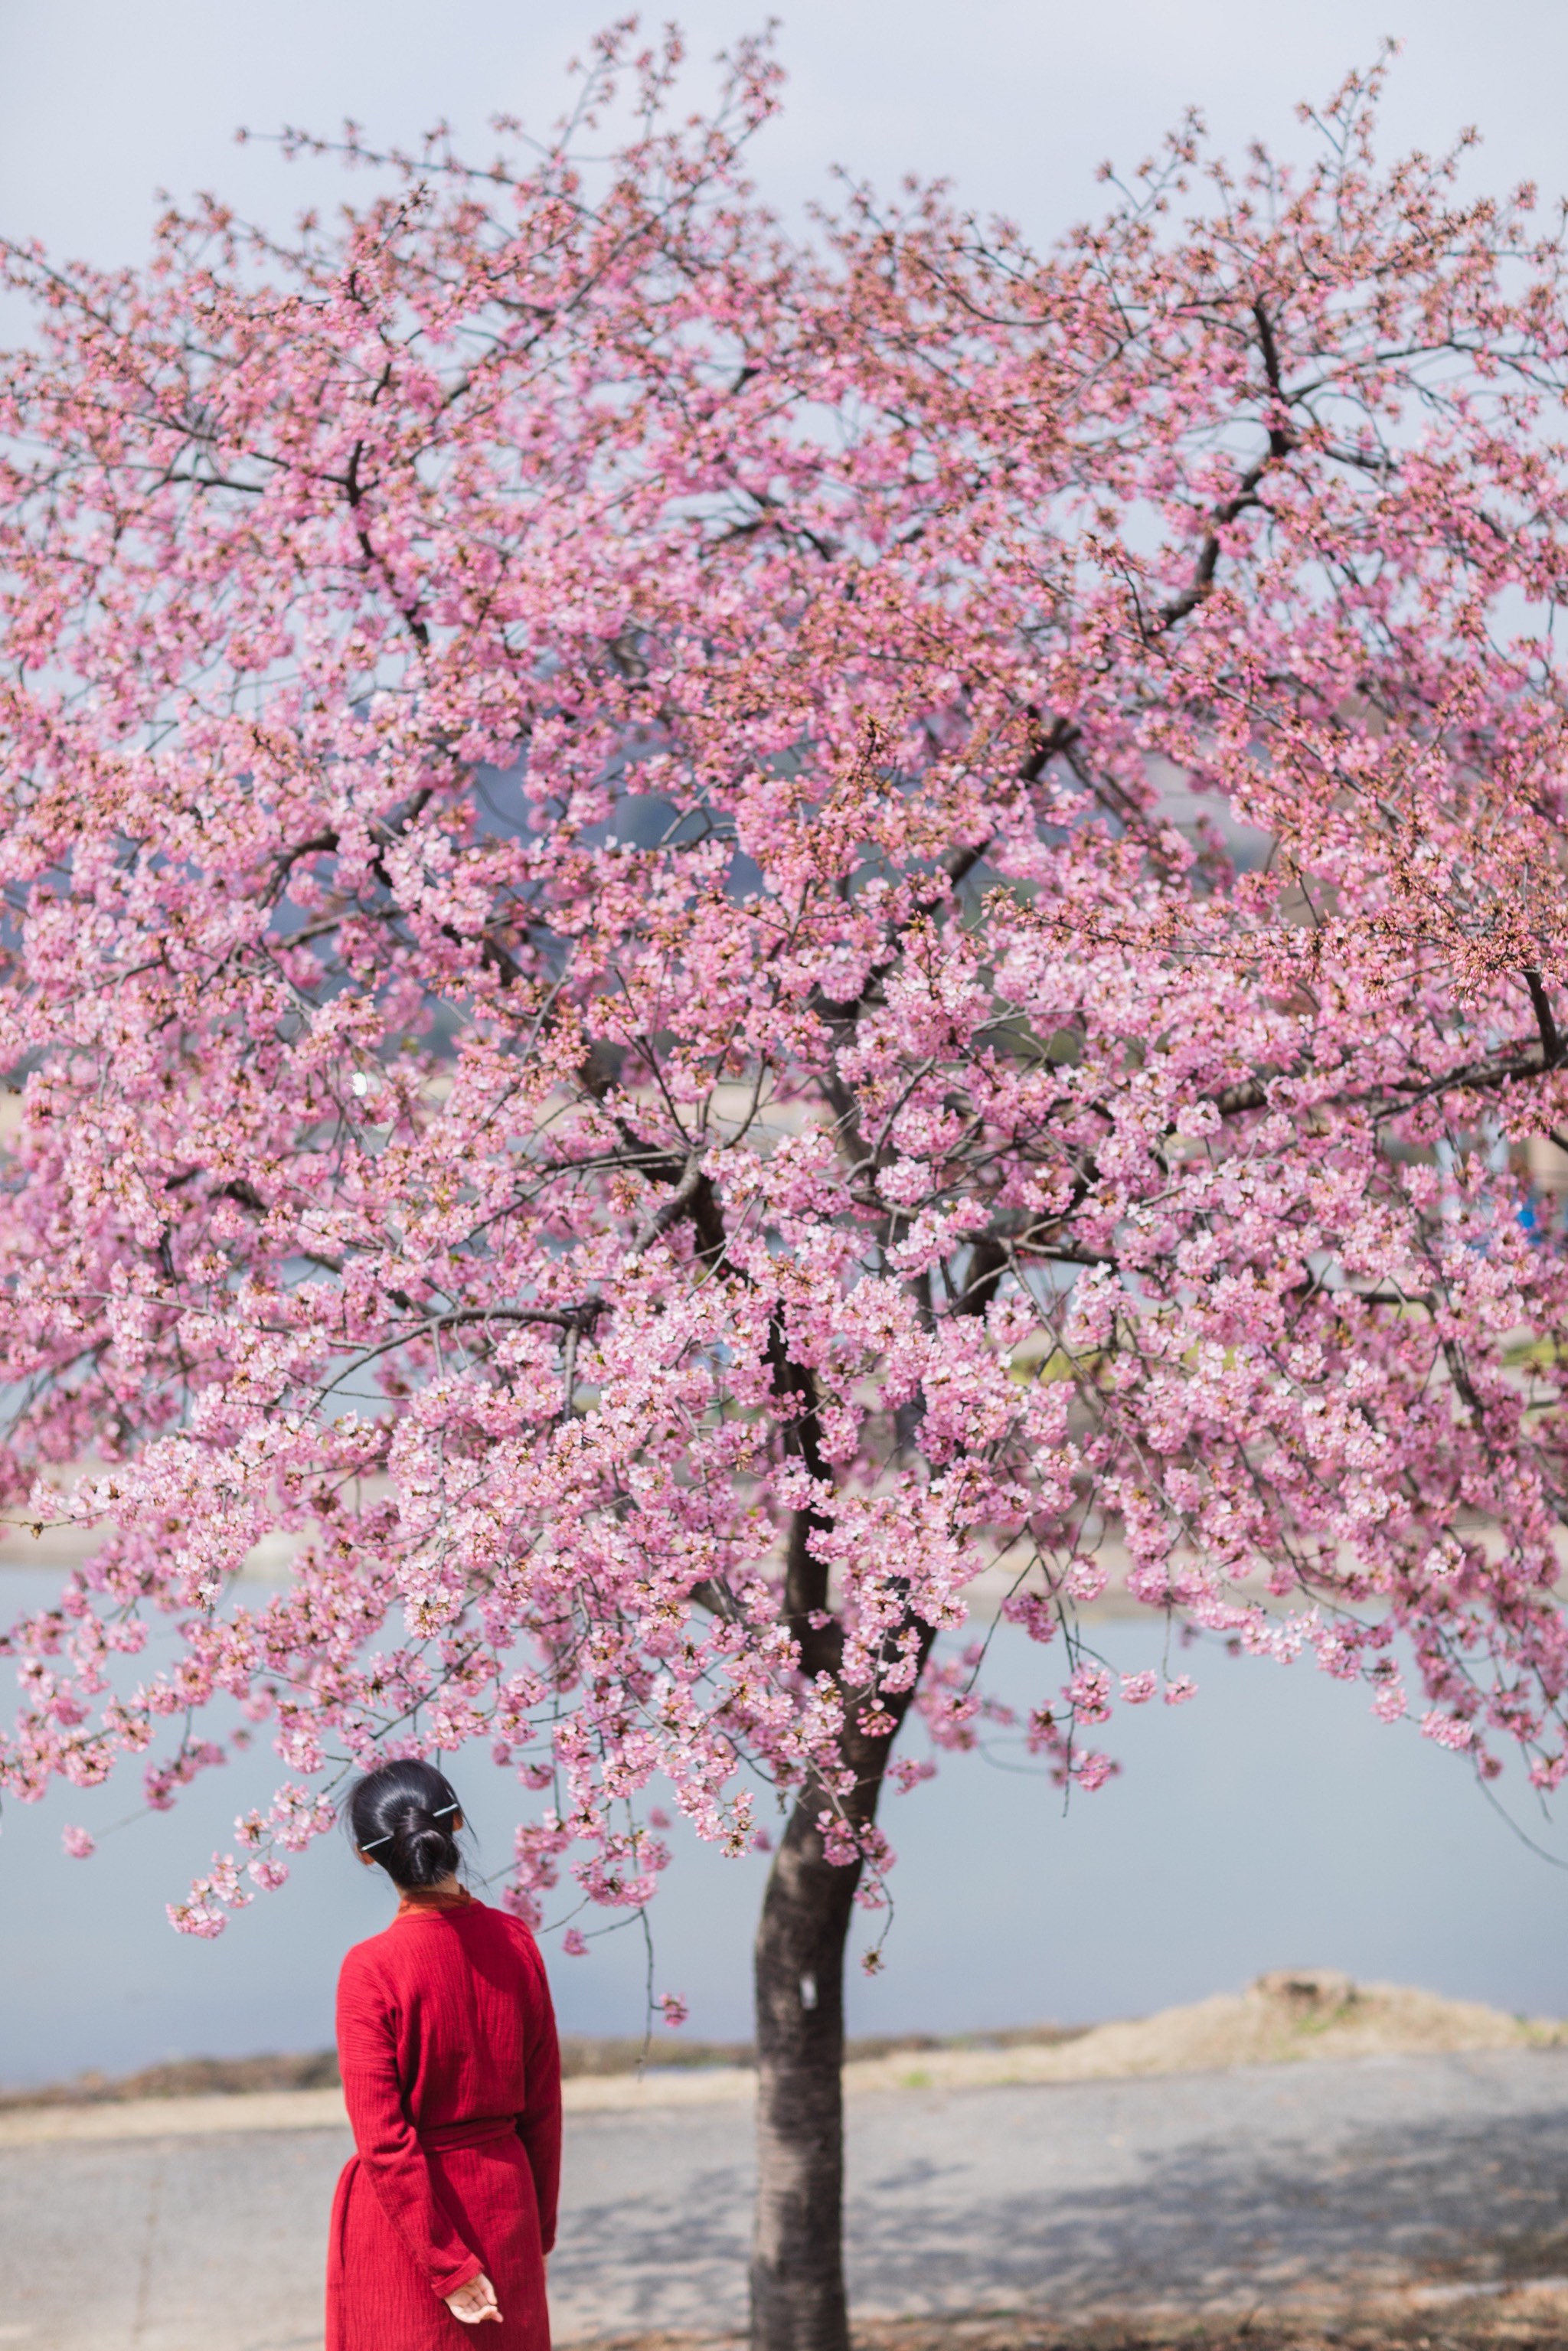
[416,2115,519,2153]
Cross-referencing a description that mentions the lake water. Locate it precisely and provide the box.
[2,1569,1565,2090]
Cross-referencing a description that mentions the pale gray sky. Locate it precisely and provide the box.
[3,0,1567,271]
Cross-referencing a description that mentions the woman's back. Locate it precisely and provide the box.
[329,1891,561,2351]
[339,1896,558,2132]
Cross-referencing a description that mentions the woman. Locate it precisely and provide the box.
[327,1758,562,2348]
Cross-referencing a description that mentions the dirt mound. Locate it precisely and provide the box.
[841,1970,1567,2096]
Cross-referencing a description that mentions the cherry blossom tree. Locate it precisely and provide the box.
[5,32,1568,2351]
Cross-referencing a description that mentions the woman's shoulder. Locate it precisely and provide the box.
[459,1900,552,1985]
[335,1919,403,1990]
[463,1899,546,1959]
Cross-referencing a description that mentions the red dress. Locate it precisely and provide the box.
[327,1889,562,2351]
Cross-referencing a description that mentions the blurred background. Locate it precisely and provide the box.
[3,1560,1563,2090]
[3,0,1567,2090]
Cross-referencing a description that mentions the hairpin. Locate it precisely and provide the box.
[361,1800,459,1852]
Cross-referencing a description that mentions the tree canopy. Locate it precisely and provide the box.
[2,33,1567,1944]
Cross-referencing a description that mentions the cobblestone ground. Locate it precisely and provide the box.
[3,2050,1567,2350]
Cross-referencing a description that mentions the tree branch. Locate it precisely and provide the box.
[1525,968,1564,1069]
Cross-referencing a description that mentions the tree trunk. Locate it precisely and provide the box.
[750,1278,942,2351]
[750,1781,862,2351]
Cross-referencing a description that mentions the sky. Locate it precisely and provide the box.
[3,0,1568,280]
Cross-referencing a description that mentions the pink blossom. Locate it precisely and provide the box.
[1420,1711,1476,1752]
[0,41,1559,1948]
[1067,1664,1113,1726]
[60,1824,94,1859]
[1371,1673,1408,1725]
[1063,1559,1109,1604]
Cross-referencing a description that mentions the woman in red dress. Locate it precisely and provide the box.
[327,1758,562,2348]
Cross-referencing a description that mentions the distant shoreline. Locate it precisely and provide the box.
[0,2020,1088,2111]
[7,1970,1565,2115]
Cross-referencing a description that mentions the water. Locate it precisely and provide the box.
[2,1569,1565,2090]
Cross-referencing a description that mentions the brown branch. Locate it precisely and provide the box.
[768,1319,842,1683]
[572,1053,842,1672]
[1213,1076,1270,1116]
[345,430,431,651]
[1155,300,1295,632]
[309,1298,606,1404]
[1524,968,1564,1069]
[220,1177,268,1214]
[955,1233,1008,1315]
[630,1153,707,1252]
[1018,714,1080,786]
[267,786,433,905]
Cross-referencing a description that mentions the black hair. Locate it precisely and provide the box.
[347,1758,466,1890]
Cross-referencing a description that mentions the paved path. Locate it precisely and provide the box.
[5,2050,1568,2350]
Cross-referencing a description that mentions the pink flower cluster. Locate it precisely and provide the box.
[0,39,1566,1938]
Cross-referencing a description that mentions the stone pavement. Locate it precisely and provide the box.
[4,2049,1568,2351]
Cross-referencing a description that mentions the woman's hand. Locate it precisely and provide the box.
[445,2273,502,2325]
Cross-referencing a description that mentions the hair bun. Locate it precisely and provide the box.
[348,1761,466,1891]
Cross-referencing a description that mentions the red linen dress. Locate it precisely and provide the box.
[327,1888,562,2351]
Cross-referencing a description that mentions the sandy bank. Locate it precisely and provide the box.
[1,1968,1560,2147]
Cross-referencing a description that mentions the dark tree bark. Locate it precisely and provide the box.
[750,1691,932,2351]
[750,1246,985,2351]
[750,1778,864,2351]
[612,1038,982,2351]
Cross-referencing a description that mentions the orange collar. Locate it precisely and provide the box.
[395,1884,475,1920]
